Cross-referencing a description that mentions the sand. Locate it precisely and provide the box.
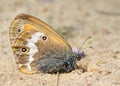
[0,0,120,86]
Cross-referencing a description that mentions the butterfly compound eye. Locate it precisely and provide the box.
[42,36,47,41]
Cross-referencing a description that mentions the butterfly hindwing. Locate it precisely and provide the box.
[9,14,75,74]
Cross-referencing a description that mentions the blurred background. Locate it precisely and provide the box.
[0,0,120,86]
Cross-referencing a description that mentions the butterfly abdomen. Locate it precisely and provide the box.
[36,57,76,73]
[35,51,85,73]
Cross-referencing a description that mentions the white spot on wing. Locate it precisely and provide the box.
[25,32,44,71]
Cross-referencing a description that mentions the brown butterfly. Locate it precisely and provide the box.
[9,14,84,74]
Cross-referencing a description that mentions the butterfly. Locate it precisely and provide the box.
[9,14,85,74]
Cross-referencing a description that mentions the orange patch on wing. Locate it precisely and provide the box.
[19,66,36,74]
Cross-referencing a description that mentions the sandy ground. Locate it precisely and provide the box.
[0,0,120,86]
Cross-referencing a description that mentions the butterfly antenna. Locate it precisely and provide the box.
[56,72,60,86]
[79,36,92,50]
